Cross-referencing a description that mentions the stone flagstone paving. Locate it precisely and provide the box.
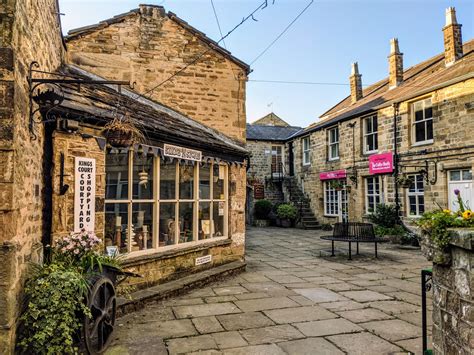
[106,227,433,354]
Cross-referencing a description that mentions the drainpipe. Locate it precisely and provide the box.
[393,102,401,220]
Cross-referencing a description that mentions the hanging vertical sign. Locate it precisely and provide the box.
[74,157,96,232]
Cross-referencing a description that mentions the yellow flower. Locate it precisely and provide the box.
[443,209,451,215]
[462,210,473,220]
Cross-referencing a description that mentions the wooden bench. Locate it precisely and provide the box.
[321,222,386,260]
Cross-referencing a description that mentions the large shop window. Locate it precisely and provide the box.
[412,98,433,145]
[105,150,228,254]
[365,176,382,213]
[406,174,424,217]
[324,181,348,219]
[363,114,378,154]
[302,137,311,166]
[328,127,339,161]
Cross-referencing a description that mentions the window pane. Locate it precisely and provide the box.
[198,202,211,240]
[159,203,176,246]
[415,122,426,142]
[105,203,128,253]
[365,117,372,133]
[199,164,211,199]
[132,203,153,250]
[133,154,153,200]
[106,151,129,200]
[160,160,176,199]
[213,164,225,199]
[374,132,378,150]
[179,202,194,243]
[450,171,461,181]
[213,201,225,237]
[415,109,424,122]
[426,119,433,140]
[425,106,433,119]
[463,170,472,181]
[419,196,425,214]
[179,163,194,200]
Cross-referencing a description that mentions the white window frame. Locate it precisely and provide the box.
[328,126,339,161]
[406,174,425,217]
[363,114,378,154]
[365,176,382,214]
[302,137,311,166]
[323,181,348,220]
[105,150,229,256]
[412,98,433,145]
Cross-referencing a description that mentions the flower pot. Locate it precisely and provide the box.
[104,128,134,148]
[280,219,292,228]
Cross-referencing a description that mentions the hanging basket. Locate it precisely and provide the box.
[103,128,134,148]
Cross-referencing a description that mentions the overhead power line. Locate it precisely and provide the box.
[140,0,274,99]
[250,0,314,65]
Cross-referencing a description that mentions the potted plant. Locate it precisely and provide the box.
[254,199,272,227]
[330,180,345,191]
[102,115,143,148]
[396,174,414,188]
[276,203,298,228]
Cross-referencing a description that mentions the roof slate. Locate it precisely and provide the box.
[246,124,302,141]
[292,39,474,138]
[51,65,247,161]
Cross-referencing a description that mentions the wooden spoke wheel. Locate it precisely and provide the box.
[84,276,117,354]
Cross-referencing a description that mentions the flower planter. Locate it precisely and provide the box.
[280,219,292,228]
[420,230,452,265]
[103,129,134,148]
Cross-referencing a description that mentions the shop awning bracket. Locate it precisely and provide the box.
[28,62,131,140]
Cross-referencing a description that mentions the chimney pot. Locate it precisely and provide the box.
[443,7,463,66]
[349,62,363,103]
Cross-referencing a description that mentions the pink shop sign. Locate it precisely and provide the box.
[319,169,347,180]
[369,152,394,174]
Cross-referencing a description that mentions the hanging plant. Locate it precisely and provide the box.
[329,179,345,191]
[102,115,144,148]
[396,174,414,188]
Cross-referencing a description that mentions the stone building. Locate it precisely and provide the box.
[288,7,474,227]
[0,3,249,352]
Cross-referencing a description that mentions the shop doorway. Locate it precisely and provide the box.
[448,169,473,210]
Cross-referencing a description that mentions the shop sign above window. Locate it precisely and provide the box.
[320,169,347,180]
[369,152,393,175]
[164,144,202,162]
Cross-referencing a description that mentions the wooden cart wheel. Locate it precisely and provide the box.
[84,276,117,354]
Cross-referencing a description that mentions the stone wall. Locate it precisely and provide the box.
[289,80,474,224]
[430,229,473,354]
[0,0,64,351]
[66,5,248,143]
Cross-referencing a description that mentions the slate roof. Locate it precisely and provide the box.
[65,5,250,74]
[49,65,247,161]
[291,39,474,139]
[246,124,302,142]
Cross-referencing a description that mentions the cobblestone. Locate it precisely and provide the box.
[107,227,433,354]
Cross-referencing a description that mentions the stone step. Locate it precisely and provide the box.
[116,260,246,316]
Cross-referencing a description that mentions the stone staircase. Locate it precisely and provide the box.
[284,178,320,230]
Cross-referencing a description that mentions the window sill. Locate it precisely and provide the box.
[323,214,339,218]
[411,140,433,147]
[121,237,231,267]
[363,150,378,156]
[327,158,340,162]
[302,163,311,167]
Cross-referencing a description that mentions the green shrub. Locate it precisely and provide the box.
[18,263,90,354]
[254,200,273,219]
[374,225,406,238]
[276,204,298,220]
[367,204,398,228]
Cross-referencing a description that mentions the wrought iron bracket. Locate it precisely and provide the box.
[398,160,438,185]
[28,62,131,140]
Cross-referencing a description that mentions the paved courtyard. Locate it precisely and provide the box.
[107,227,433,354]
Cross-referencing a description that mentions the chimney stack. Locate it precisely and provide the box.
[349,62,363,103]
[388,38,403,89]
[443,7,463,67]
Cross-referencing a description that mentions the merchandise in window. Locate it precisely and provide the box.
[328,127,339,160]
[104,149,228,254]
[413,98,433,144]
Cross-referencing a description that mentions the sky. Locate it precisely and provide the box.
[59,0,473,128]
